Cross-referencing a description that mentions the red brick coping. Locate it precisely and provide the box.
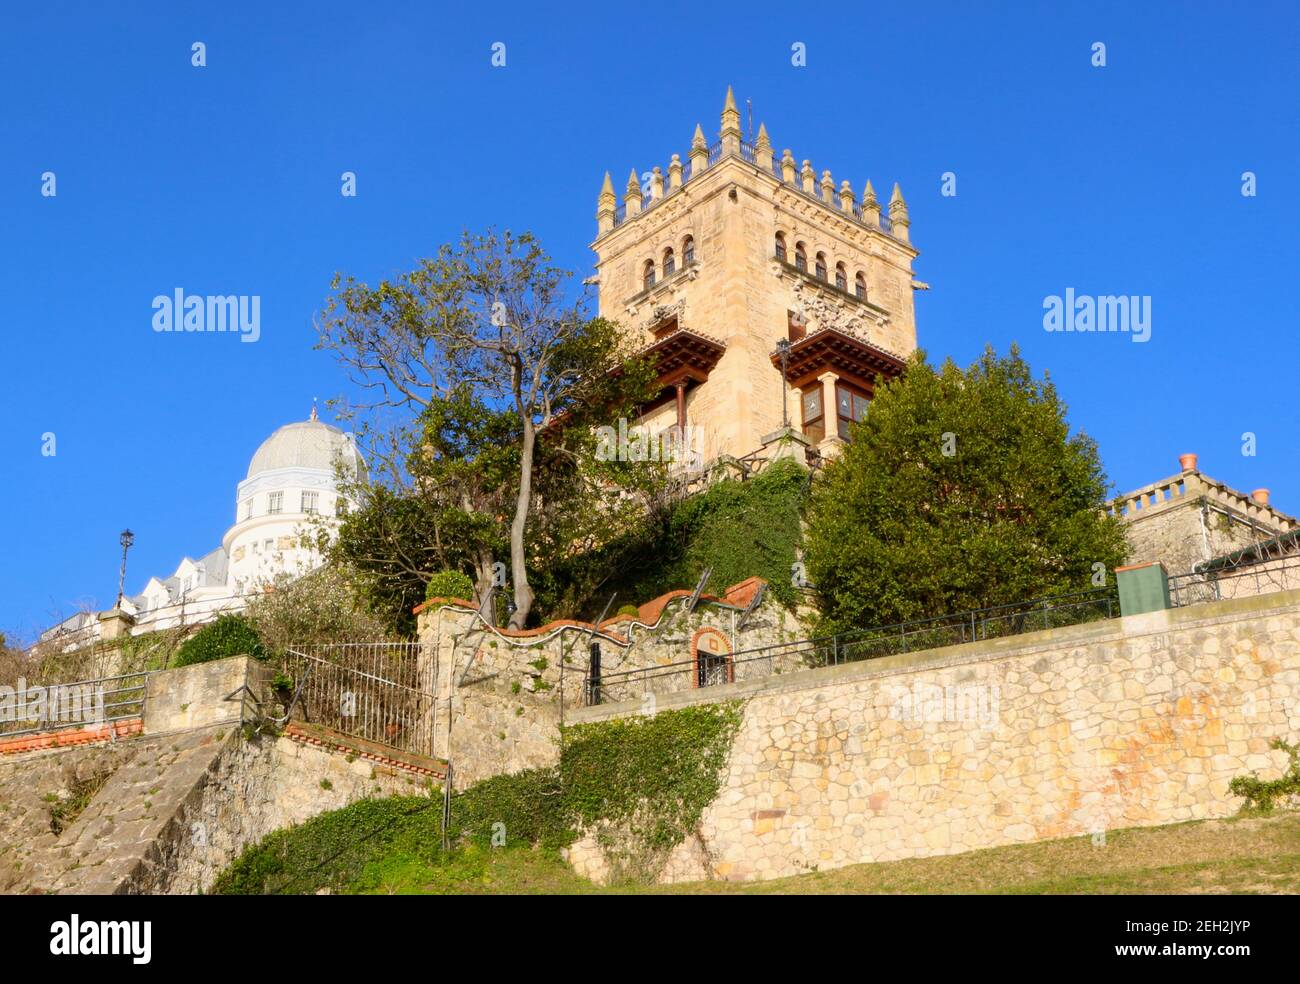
[413,575,769,644]
[0,718,144,756]
[282,722,448,780]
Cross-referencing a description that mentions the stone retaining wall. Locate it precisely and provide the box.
[0,657,441,894]
[566,589,1300,883]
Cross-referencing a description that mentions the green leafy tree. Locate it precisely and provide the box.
[805,346,1127,633]
[318,229,660,629]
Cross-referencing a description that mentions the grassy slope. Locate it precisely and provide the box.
[352,811,1300,895]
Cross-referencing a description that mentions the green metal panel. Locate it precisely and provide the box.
[1117,563,1171,616]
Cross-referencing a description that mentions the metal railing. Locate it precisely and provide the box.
[281,642,437,758]
[0,670,151,740]
[582,587,1119,705]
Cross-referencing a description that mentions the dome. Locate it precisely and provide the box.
[246,418,368,482]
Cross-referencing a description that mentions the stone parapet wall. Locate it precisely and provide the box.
[567,589,1300,884]
[416,578,808,786]
[1114,469,1297,577]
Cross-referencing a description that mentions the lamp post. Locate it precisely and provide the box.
[775,338,792,429]
[115,529,135,610]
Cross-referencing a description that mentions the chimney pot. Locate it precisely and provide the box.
[1252,488,1270,506]
[1179,453,1198,472]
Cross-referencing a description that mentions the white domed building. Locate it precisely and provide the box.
[224,409,368,595]
[38,408,367,648]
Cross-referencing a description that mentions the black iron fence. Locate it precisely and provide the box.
[583,587,1119,706]
[280,643,437,758]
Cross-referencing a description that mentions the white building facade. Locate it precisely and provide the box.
[38,409,367,650]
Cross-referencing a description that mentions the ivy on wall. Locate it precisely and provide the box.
[538,459,810,620]
[212,702,743,894]
[560,703,744,882]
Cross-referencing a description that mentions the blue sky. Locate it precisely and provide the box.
[3,1,1297,640]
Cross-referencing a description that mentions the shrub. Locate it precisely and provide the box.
[174,614,265,667]
[425,570,476,603]
[615,604,640,618]
[1230,738,1300,813]
[245,566,391,659]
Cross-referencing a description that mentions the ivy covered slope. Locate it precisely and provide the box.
[211,703,742,895]
[539,457,810,620]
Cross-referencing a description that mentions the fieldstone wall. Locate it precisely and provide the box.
[566,589,1300,884]
[417,578,808,786]
[1,727,431,895]
[138,729,432,895]
[0,657,438,895]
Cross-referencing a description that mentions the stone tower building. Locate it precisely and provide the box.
[592,87,922,467]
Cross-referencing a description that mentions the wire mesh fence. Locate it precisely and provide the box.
[1169,555,1300,608]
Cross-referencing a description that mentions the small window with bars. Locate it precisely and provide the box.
[267,492,283,515]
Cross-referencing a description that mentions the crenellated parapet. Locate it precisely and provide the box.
[593,87,914,247]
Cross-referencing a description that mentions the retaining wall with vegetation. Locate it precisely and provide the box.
[0,658,438,894]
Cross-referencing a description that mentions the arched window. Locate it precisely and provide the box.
[835,263,847,292]
[662,248,675,278]
[815,252,828,282]
[855,272,867,300]
[643,259,656,291]
[774,233,787,262]
[682,235,695,265]
[794,242,807,272]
